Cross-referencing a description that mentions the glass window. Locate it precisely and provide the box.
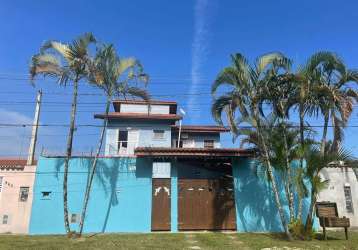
[2,215,8,224]
[118,130,128,148]
[153,130,165,139]
[204,140,214,149]
[0,176,3,192]
[344,185,354,213]
[152,162,171,178]
[19,187,29,202]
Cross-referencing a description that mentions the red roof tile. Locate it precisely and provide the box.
[0,159,36,169]
[94,112,182,121]
[134,147,254,157]
[171,125,230,133]
[113,99,177,105]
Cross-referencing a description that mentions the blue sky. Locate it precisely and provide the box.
[1,0,358,157]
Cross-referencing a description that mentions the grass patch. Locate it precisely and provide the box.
[0,231,357,250]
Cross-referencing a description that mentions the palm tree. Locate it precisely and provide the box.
[300,52,358,154]
[211,53,293,240]
[304,144,352,232]
[263,73,298,223]
[282,69,319,220]
[78,44,149,235]
[29,33,96,234]
[240,115,313,224]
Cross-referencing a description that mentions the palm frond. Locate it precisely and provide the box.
[211,95,232,125]
[29,53,70,85]
[255,52,291,75]
[211,67,239,94]
[40,41,72,61]
[119,86,150,101]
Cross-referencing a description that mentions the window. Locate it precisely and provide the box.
[118,130,128,148]
[204,140,214,149]
[176,140,183,148]
[70,213,81,223]
[152,162,171,178]
[153,130,165,139]
[41,191,52,199]
[0,176,3,192]
[182,139,195,148]
[344,185,354,213]
[2,215,8,224]
[19,187,29,202]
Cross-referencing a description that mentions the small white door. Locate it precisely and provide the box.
[127,129,139,155]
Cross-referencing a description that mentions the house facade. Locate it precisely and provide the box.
[0,159,37,234]
[318,165,358,227]
[28,99,311,234]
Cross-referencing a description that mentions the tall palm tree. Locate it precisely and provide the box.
[263,73,298,222]
[29,33,96,234]
[78,44,149,235]
[301,52,358,154]
[211,53,293,240]
[239,115,313,223]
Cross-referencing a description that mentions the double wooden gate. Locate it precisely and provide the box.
[178,179,236,230]
[151,178,236,231]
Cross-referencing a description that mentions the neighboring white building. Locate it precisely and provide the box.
[318,166,358,227]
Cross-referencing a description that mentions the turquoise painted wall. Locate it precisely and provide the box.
[29,156,316,234]
[29,156,152,234]
[232,158,314,232]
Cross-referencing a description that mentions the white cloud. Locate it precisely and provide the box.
[188,0,213,121]
[0,108,34,157]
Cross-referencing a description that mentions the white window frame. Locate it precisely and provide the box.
[152,162,171,178]
[344,184,354,213]
[153,129,165,140]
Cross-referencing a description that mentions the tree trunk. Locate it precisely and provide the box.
[254,111,293,240]
[299,104,305,150]
[63,78,79,234]
[320,113,329,155]
[281,120,295,223]
[305,189,317,232]
[297,193,303,221]
[297,105,305,220]
[78,97,111,236]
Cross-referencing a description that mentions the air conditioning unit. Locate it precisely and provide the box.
[181,133,189,139]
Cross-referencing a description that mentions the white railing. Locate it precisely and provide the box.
[107,141,138,156]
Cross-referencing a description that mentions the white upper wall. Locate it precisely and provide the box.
[318,167,358,227]
[120,104,170,114]
[105,121,172,156]
[171,133,221,148]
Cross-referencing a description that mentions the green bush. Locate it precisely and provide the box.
[289,220,315,240]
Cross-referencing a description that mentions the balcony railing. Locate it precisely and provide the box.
[107,141,138,156]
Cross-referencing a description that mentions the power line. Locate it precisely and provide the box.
[1,123,358,128]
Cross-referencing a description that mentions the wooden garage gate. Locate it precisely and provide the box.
[178,179,236,230]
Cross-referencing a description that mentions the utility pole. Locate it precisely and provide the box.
[27,90,42,165]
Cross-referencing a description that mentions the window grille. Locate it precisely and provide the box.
[344,185,354,213]
[19,187,29,202]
